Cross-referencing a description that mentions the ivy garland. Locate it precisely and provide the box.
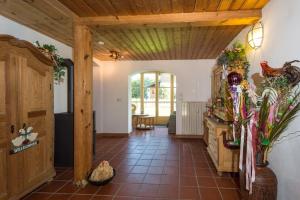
[34,41,67,84]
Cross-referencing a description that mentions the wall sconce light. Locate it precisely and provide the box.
[247,22,264,49]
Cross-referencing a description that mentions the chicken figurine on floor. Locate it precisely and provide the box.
[89,160,114,182]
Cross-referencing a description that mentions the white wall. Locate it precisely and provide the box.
[0,15,72,113]
[228,0,300,199]
[93,59,215,134]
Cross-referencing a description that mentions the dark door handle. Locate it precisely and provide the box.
[10,125,15,134]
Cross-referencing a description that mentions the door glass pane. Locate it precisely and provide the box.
[159,73,171,87]
[159,88,170,101]
[144,102,156,116]
[132,101,141,114]
[159,102,171,116]
[131,74,141,101]
[144,73,156,102]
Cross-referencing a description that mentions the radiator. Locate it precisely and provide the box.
[181,101,206,135]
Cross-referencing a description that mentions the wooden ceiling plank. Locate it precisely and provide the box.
[130,29,154,60]
[183,0,196,12]
[194,0,208,12]
[196,26,218,58]
[229,0,247,10]
[118,29,149,60]
[158,0,172,14]
[254,0,270,9]
[202,26,227,58]
[0,0,72,45]
[155,28,171,60]
[102,29,139,60]
[209,26,244,58]
[121,29,150,60]
[186,27,197,59]
[173,27,181,59]
[76,9,262,26]
[162,28,174,60]
[185,27,192,59]
[191,27,207,58]
[83,0,114,16]
[241,0,260,9]
[58,0,98,17]
[171,0,184,13]
[218,0,234,11]
[108,0,134,16]
[137,29,158,59]
[146,29,164,60]
[206,0,222,11]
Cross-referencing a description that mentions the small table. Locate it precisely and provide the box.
[136,116,155,130]
[132,114,149,128]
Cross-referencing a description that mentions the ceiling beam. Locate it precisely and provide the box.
[75,9,261,26]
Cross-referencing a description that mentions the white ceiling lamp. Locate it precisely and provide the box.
[98,41,105,45]
[247,22,264,49]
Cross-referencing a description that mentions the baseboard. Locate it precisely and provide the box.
[96,133,129,137]
[173,134,203,139]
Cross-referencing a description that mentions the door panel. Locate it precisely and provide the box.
[0,61,8,200]
[19,57,52,188]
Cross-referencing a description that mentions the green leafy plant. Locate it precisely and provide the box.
[34,41,67,84]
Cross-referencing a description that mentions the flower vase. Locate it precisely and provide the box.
[240,152,277,200]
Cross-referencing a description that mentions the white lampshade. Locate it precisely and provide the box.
[247,22,264,49]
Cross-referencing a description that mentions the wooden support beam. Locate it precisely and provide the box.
[76,9,261,26]
[73,24,93,185]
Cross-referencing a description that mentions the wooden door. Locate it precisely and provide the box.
[17,55,54,189]
[0,58,8,200]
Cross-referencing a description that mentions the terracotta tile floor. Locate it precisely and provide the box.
[23,127,240,200]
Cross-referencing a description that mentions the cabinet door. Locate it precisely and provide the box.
[18,56,54,188]
[0,60,8,200]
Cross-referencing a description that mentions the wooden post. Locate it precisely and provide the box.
[73,24,93,185]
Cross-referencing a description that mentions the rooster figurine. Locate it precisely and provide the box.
[260,61,284,77]
[260,60,300,86]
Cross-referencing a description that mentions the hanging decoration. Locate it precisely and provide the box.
[11,126,39,154]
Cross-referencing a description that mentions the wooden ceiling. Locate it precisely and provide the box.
[0,0,269,60]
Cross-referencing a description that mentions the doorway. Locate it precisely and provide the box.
[130,72,176,126]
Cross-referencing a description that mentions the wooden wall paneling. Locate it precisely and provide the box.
[73,24,93,184]
[194,0,208,11]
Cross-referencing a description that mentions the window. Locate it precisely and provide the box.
[131,72,176,123]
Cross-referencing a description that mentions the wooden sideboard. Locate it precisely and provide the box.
[204,116,239,175]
